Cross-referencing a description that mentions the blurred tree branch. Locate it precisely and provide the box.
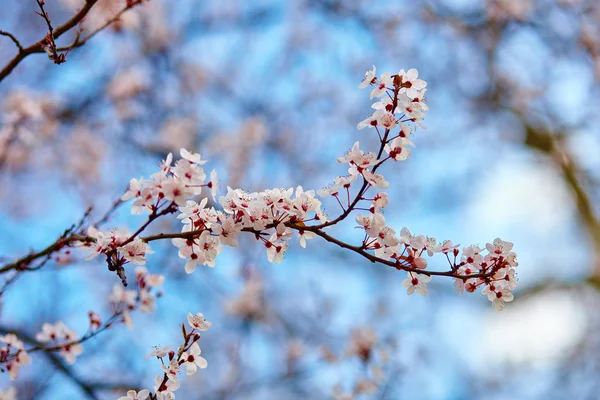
[0,0,141,83]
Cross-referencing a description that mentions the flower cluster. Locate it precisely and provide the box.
[120,313,211,400]
[342,66,518,309]
[86,227,154,266]
[171,185,327,273]
[459,239,519,311]
[0,334,31,381]
[358,66,428,129]
[121,149,217,213]
[109,266,165,327]
[75,65,522,396]
[35,322,83,364]
[107,66,518,312]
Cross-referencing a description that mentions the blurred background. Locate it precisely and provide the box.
[1,0,599,398]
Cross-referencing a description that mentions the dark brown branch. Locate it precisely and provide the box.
[55,4,134,52]
[35,0,62,62]
[0,0,101,83]
[0,327,100,400]
[0,30,23,52]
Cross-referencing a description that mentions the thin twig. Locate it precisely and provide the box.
[0,30,23,52]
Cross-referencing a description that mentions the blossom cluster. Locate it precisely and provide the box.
[35,322,84,364]
[172,184,327,273]
[458,239,519,310]
[109,266,165,327]
[0,65,521,391]
[0,334,30,381]
[86,227,154,266]
[358,66,428,129]
[119,313,211,400]
[105,66,518,311]
[0,267,165,383]
[347,67,517,309]
[121,149,217,212]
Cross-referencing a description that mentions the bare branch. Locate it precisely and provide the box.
[0,30,23,52]
[0,0,141,83]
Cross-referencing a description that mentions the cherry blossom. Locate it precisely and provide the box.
[358,65,376,89]
[88,311,102,330]
[145,345,170,359]
[161,359,180,382]
[384,137,414,161]
[298,230,316,248]
[154,373,180,400]
[118,390,150,400]
[35,322,83,364]
[482,284,515,311]
[187,313,212,331]
[0,335,30,381]
[50,64,520,398]
[397,68,427,98]
[60,342,83,364]
[369,72,392,99]
[109,284,137,309]
[180,342,208,375]
[402,273,432,296]
[486,238,515,258]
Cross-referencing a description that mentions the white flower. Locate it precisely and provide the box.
[121,177,144,201]
[208,169,219,200]
[88,311,102,330]
[356,213,385,237]
[439,240,459,254]
[371,192,389,212]
[109,284,137,308]
[362,170,389,189]
[397,68,427,98]
[370,72,392,99]
[180,148,207,165]
[378,110,396,130]
[357,109,396,131]
[0,334,24,350]
[401,273,432,296]
[396,94,426,123]
[187,312,212,331]
[298,230,316,248]
[118,389,150,400]
[212,216,242,247]
[372,96,394,113]
[119,238,154,266]
[357,113,379,130]
[482,284,514,311]
[173,157,206,182]
[161,178,193,206]
[161,359,180,382]
[485,238,514,258]
[139,290,156,313]
[266,241,287,264]
[60,342,83,364]
[36,322,68,342]
[317,184,341,197]
[359,65,376,89]
[384,137,414,161]
[145,345,170,359]
[181,342,208,375]
[154,374,180,400]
